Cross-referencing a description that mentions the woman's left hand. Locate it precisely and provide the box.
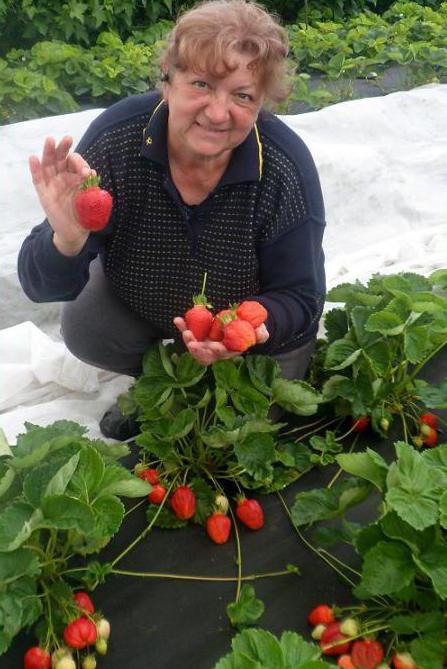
[173,317,269,366]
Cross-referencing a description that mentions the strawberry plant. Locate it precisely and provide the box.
[286,439,447,668]
[309,269,447,441]
[0,421,150,658]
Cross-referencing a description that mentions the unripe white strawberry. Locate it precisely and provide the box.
[340,617,359,638]
[52,648,73,669]
[82,654,97,669]
[95,638,108,655]
[215,493,229,514]
[311,624,326,640]
[55,656,76,669]
[96,617,111,640]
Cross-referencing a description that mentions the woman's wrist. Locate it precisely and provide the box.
[52,231,87,257]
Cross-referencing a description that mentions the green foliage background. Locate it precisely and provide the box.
[0,0,446,123]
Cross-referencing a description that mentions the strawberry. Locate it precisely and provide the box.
[223,319,256,352]
[340,618,359,637]
[311,624,327,640]
[206,512,231,544]
[95,638,108,655]
[236,300,268,328]
[54,656,76,669]
[352,416,369,432]
[393,653,417,669]
[82,656,97,669]
[320,622,351,655]
[214,493,229,514]
[75,175,113,231]
[422,426,437,447]
[138,467,159,485]
[24,647,51,669]
[170,485,196,519]
[338,655,356,669]
[96,617,111,641]
[351,640,384,669]
[420,412,438,429]
[148,484,167,504]
[73,591,94,614]
[63,617,97,649]
[308,604,335,626]
[235,497,264,530]
[208,309,234,341]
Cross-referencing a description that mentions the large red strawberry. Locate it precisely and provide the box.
[208,308,234,341]
[206,512,231,544]
[73,591,95,614]
[170,485,196,519]
[420,412,438,429]
[235,497,264,530]
[75,175,113,231]
[351,639,384,669]
[236,301,268,328]
[320,622,351,655]
[338,656,356,669]
[223,319,256,352]
[63,617,97,649]
[184,296,213,340]
[24,647,51,669]
[308,604,335,626]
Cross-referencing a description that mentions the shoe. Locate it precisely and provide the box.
[99,403,140,441]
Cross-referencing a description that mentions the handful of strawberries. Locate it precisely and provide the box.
[184,288,268,354]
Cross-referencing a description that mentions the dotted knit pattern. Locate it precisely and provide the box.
[80,113,317,350]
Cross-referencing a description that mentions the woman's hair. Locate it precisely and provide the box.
[160,0,293,103]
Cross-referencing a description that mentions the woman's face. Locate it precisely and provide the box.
[163,52,264,164]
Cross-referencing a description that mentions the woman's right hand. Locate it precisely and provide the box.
[29,136,96,256]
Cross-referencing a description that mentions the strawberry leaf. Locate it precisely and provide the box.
[336,449,388,491]
[360,540,416,596]
[416,379,447,409]
[410,634,445,669]
[226,584,265,629]
[413,542,447,599]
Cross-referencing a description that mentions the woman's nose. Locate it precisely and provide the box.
[204,93,231,125]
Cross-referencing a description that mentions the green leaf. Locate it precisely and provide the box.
[417,380,447,409]
[174,351,207,387]
[291,488,339,526]
[439,490,447,529]
[190,477,215,524]
[246,355,281,395]
[404,325,429,363]
[386,444,441,530]
[350,306,381,348]
[411,292,447,314]
[280,631,322,666]
[323,308,349,341]
[0,429,12,456]
[336,449,388,491]
[167,408,196,439]
[230,628,285,667]
[40,494,95,533]
[321,375,354,402]
[142,344,173,380]
[22,448,80,507]
[276,442,312,472]
[272,379,322,415]
[226,585,265,629]
[213,359,240,390]
[159,342,175,378]
[99,465,151,498]
[324,339,362,370]
[354,523,386,556]
[363,340,391,375]
[381,512,436,554]
[365,310,406,335]
[414,543,447,599]
[68,445,105,499]
[390,611,445,635]
[0,468,17,502]
[360,541,416,596]
[0,501,40,551]
[0,548,41,583]
[410,635,445,669]
[326,281,367,303]
[234,433,276,475]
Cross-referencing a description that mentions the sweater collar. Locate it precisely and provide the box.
[140,98,263,185]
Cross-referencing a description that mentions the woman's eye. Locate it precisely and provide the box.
[236,92,254,102]
[192,80,208,89]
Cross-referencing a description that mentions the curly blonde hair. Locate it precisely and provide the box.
[161,0,293,103]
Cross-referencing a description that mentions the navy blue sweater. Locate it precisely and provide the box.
[18,92,326,354]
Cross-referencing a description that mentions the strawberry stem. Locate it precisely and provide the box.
[201,271,208,296]
[110,568,295,582]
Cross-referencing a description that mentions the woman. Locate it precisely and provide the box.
[18,0,326,439]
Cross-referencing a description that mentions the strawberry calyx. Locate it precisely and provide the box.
[79,174,102,190]
[191,294,213,309]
